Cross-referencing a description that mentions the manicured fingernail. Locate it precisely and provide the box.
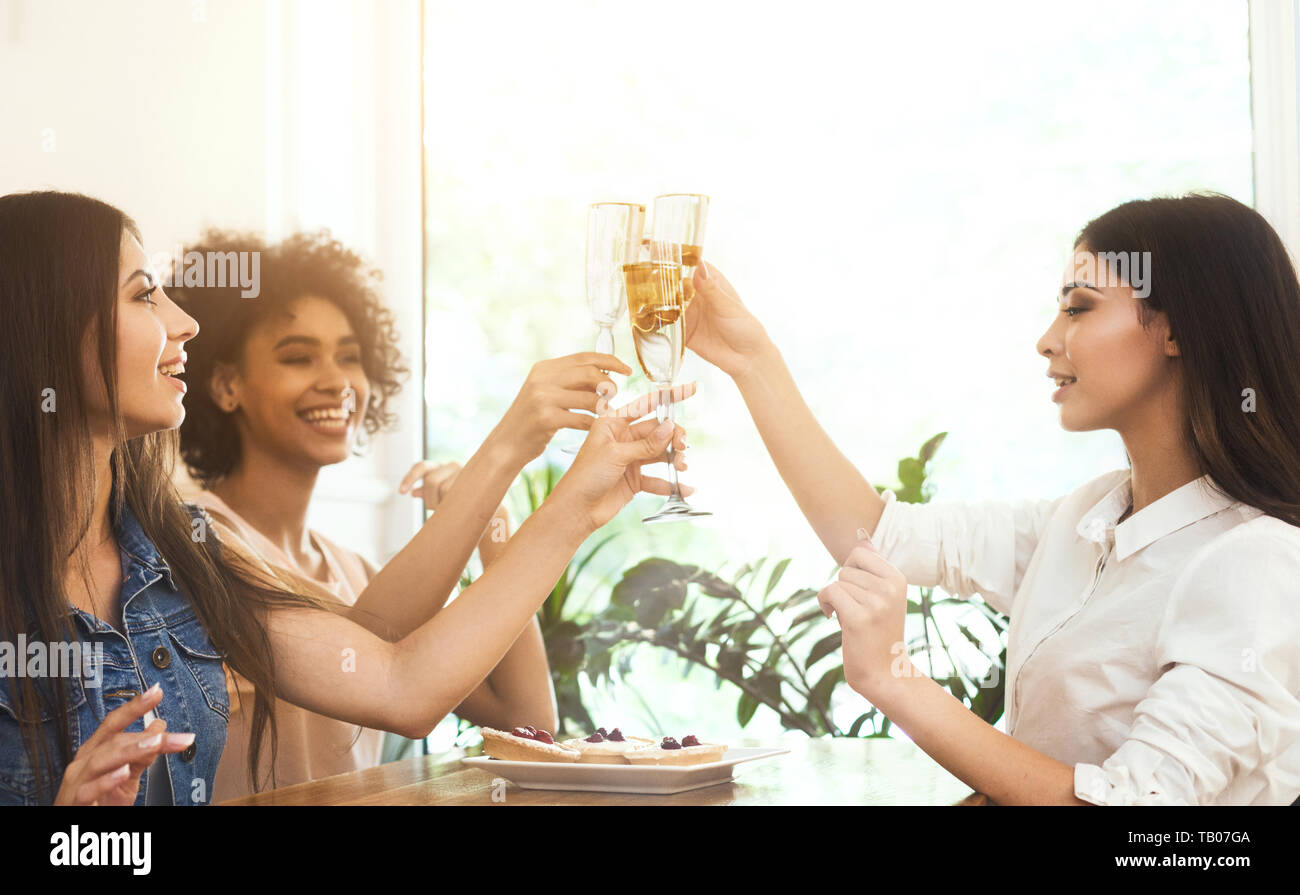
[110,764,131,781]
[140,734,163,750]
[856,527,868,540]
[165,732,195,748]
[144,683,161,699]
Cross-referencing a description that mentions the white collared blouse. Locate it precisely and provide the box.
[868,469,1300,805]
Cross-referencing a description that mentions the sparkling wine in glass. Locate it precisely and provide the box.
[651,193,708,306]
[623,239,709,522]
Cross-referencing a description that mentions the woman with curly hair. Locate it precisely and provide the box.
[168,229,693,800]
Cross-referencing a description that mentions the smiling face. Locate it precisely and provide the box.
[83,230,199,439]
[1035,244,1181,433]
[209,295,370,470]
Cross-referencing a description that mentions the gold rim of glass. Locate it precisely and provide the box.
[591,201,646,210]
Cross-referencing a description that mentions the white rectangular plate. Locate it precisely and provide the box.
[461,746,789,795]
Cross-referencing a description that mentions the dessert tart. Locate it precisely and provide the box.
[480,726,581,763]
[561,727,655,764]
[623,735,728,766]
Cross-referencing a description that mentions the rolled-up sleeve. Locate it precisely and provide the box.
[1074,526,1300,805]
[868,489,1065,617]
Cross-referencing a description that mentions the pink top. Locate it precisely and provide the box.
[192,490,387,802]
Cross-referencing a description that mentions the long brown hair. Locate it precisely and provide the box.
[0,191,334,799]
[1077,192,1300,527]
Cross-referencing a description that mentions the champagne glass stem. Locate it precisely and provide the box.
[657,382,684,499]
[595,323,614,356]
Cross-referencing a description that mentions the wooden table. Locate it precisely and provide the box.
[220,735,986,805]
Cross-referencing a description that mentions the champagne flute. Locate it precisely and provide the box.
[561,201,645,454]
[651,193,708,306]
[623,238,710,522]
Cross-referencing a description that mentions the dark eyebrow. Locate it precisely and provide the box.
[1059,282,1097,299]
[122,269,154,289]
[272,334,360,350]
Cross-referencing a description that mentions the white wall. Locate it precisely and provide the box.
[0,0,425,565]
[1250,0,1300,264]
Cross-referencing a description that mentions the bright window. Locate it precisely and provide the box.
[422,0,1254,742]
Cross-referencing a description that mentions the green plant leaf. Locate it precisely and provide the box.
[805,631,843,669]
[809,664,844,709]
[918,431,948,465]
[601,603,636,622]
[956,622,986,650]
[568,530,620,587]
[584,649,612,686]
[736,691,759,727]
[695,572,742,600]
[717,647,745,681]
[610,558,694,607]
[546,620,586,675]
[764,558,792,598]
[788,605,826,628]
[778,587,819,612]
[754,668,783,707]
[847,711,874,737]
[704,602,736,635]
[898,456,925,489]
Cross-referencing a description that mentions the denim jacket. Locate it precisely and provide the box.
[0,500,228,805]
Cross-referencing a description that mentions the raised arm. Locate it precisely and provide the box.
[254,415,682,738]
[437,493,560,732]
[349,352,629,639]
[684,262,886,565]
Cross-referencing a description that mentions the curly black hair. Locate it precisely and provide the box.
[171,228,409,487]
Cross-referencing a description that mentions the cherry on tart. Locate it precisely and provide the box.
[561,724,655,764]
[623,734,728,766]
[480,726,580,763]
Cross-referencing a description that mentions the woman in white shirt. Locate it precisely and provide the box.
[682,192,1300,805]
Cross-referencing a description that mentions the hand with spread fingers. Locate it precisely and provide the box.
[816,528,911,698]
[490,351,636,465]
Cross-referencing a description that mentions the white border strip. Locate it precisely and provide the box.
[1250,0,1300,265]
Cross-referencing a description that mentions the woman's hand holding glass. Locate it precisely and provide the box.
[683,261,774,380]
[551,414,691,532]
[485,351,632,465]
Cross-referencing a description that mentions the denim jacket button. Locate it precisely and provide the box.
[152,646,172,669]
[181,741,197,762]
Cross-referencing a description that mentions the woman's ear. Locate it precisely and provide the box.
[208,361,242,412]
[1153,309,1180,358]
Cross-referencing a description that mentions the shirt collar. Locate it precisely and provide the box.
[113,495,178,592]
[1075,473,1241,562]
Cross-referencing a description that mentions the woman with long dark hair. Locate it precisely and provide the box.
[683,193,1300,805]
[0,190,685,805]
